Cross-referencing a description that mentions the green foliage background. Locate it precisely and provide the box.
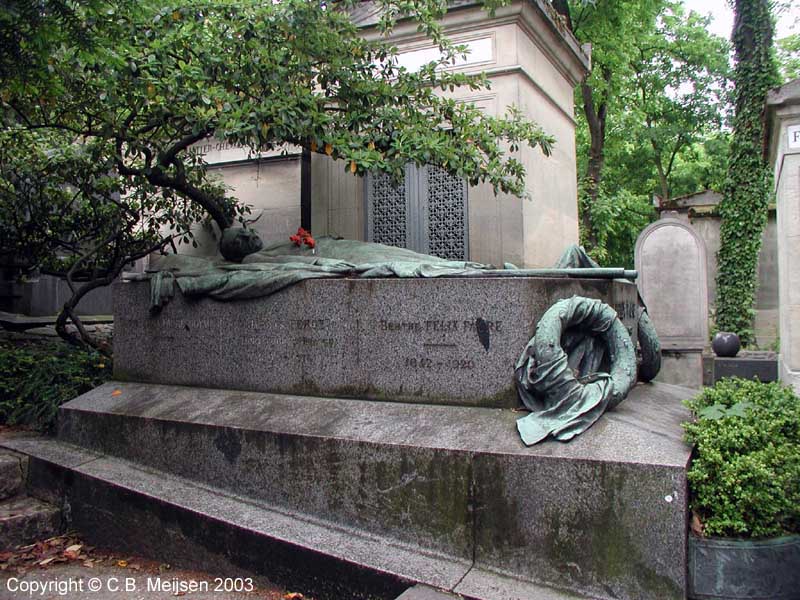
[567,0,731,268]
[715,0,780,345]
[0,342,111,432]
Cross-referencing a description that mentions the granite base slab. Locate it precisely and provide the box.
[113,277,639,408]
[0,452,23,500]
[702,352,779,385]
[41,381,692,600]
[0,495,62,551]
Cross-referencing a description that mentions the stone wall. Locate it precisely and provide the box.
[767,79,800,393]
[180,146,302,257]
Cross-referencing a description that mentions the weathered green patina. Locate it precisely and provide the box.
[144,238,637,309]
[515,296,639,445]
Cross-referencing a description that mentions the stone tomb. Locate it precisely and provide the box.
[767,79,800,393]
[113,275,639,408]
[4,274,695,600]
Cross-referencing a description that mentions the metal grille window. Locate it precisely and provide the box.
[367,168,408,249]
[366,165,468,260]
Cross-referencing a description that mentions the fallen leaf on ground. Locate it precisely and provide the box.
[691,512,704,536]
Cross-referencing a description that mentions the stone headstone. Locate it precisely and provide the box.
[635,214,709,350]
[635,214,708,387]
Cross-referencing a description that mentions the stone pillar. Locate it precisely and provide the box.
[767,79,800,393]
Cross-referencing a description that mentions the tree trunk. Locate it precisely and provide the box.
[55,274,118,356]
[580,73,610,249]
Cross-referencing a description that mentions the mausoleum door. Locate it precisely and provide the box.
[366,164,468,260]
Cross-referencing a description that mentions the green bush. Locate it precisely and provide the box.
[684,378,800,538]
[0,342,111,432]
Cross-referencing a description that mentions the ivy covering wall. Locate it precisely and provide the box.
[715,0,780,345]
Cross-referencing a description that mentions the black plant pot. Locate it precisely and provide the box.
[688,533,800,599]
[712,331,741,357]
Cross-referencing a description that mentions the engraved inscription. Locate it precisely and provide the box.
[299,337,336,348]
[290,319,329,330]
[425,319,461,332]
[404,357,476,370]
[380,320,423,333]
[379,319,502,334]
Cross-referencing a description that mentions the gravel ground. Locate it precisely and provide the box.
[0,534,296,600]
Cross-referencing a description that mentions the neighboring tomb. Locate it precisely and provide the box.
[635,213,708,388]
[312,0,589,268]
[767,78,800,394]
[654,190,779,349]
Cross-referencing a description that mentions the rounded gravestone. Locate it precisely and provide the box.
[635,215,709,353]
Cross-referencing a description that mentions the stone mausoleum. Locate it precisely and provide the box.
[188,0,589,268]
[768,77,800,393]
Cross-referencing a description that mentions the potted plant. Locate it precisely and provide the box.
[683,377,800,600]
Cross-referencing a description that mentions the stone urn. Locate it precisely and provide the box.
[712,331,740,357]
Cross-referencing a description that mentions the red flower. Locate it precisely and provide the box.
[289,227,315,249]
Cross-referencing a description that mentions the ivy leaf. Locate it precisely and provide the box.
[697,403,727,420]
[726,400,754,418]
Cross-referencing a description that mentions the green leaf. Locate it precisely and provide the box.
[697,403,727,420]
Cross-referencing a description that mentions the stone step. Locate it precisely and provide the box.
[395,583,586,600]
[3,436,590,600]
[24,380,693,600]
[9,382,693,600]
[0,310,113,332]
[0,494,62,551]
[0,451,24,500]
[395,585,463,600]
